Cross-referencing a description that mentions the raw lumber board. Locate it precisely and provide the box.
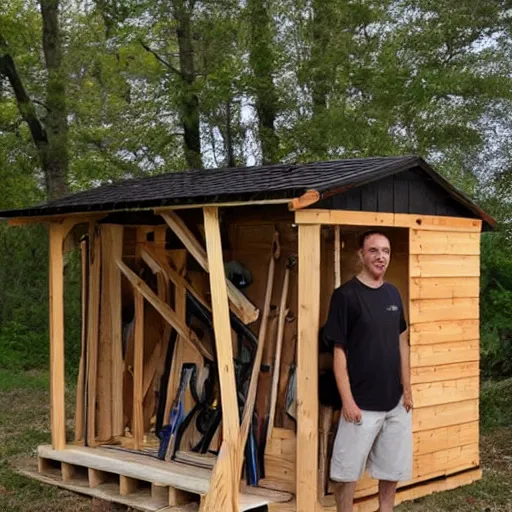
[409,230,480,255]
[410,297,478,324]
[410,254,480,278]
[411,340,479,368]
[413,399,479,432]
[410,319,479,345]
[411,361,480,384]
[410,277,479,300]
[413,421,479,456]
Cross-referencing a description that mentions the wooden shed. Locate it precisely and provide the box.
[0,156,495,512]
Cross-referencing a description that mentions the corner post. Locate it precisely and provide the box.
[297,223,321,512]
[49,223,66,450]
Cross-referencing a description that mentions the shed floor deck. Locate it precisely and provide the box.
[21,444,291,511]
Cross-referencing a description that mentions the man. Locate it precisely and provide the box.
[323,230,413,512]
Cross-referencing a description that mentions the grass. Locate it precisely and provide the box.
[0,369,510,511]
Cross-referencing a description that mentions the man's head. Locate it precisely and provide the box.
[357,230,391,280]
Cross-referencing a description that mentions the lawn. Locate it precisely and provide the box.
[0,369,510,511]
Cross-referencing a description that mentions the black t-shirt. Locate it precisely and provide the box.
[323,277,407,412]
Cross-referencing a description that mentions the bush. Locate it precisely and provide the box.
[480,378,512,430]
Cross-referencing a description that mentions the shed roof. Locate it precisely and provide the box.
[0,155,496,229]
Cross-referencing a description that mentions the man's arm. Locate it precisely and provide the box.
[333,346,362,422]
[399,330,413,412]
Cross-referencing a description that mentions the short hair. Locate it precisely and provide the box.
[358,230,390,249]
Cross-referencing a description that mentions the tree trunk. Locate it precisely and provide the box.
[310,0,331,117]
[41,0,69,199]
[248,0,279,165]
[173,0,202,170]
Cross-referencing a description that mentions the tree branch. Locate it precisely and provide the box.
[0,51,48,151]
[140,41,183,77]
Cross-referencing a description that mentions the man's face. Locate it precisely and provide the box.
[359,234,391,279]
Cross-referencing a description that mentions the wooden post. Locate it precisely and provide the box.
[297,224,321,512]
[49,223,66,450]
[133,289,145,450]
[200,207,239,512]
[97,225,124,441]
[87,224,101,446]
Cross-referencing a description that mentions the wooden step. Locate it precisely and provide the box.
[19,444,290,511]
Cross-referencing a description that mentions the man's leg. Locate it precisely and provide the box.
[378,480,397,512]
[334,481,357,512]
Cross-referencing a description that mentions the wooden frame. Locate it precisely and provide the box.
[37,201,485,512]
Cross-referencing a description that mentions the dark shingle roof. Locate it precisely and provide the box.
[0,156,496,228]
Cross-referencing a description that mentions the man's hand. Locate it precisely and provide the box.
[403,389,413,413]
[342,400,363,423]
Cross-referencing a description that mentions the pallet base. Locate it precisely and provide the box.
[266,467,482,511]
[19,444,291,512]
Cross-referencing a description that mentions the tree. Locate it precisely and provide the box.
[0,0,68,199]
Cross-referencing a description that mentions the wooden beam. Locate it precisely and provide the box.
[296,224,321,512]
[142,245,210,312]
[106,226,125,438]
[294,209,483,232]
[288,190,321,211]
[160,211,259,324]
[48,223,66,450]
[133,290,144,450]
[75,239,87,442]
[153,198,290,213]
[116,259,212,360]
[86,224,101,447]
[200,206,239,512]
[10,212,106,231]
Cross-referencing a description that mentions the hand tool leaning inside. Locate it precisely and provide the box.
[158,364,195,460]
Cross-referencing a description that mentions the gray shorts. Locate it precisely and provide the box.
[330,397,413,482]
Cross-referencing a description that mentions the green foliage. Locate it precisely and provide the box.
[480,378,512,430]
[480,228,512,378]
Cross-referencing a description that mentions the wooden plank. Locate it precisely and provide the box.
[410,254,480,278]
[49,223,66,450]
[87,224,101,447]
[410,230,480,255]
[413,422,479,456]
[413,399,478,432]
[410,276,479,300]
[88,467,110,488]
[108,226,124,438]
[412,442,479,481]
[317,468,483,512]
[410,319,479,345]
[75,240,87,442]
[116,260,212,360]
[410,298,479,324]
[394,214,482,232]
[133,290,144,450]
[61,462,75,482]
[412,376,479,408]
[411,361,480,384]
[289,189,321,210]
[294,210,482,232]
[161,211,259,324]
[153,198,290,212]
[295,209,395,227]
[120,475,139,495]
[296,224,321,512]
[411,340,479,367]
[97,226,121,441]
[200,206,239,512]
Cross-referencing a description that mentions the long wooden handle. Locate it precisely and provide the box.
[266,266,292,444]
[238,232,279,462]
